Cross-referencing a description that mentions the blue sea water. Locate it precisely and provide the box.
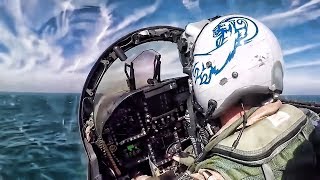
[0,93,86,180]
[0,93,320,180]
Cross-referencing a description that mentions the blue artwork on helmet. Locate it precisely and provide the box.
[193,17,258,85]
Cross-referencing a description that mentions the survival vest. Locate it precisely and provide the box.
[194,104,318,180]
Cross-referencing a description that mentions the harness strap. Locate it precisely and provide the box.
[204,107,258,152]
[262,164,275,180]
[187,96,202,156]
[193,107,258,165]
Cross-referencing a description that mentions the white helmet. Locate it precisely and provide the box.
[180,15,284,118]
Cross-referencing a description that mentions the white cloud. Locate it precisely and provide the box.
[259,0,320,28]
[292,0,301,7]
[0,70,86,92]
[94,0,160,44]
[62,5,114,73]
[283,43,320,56]
[283,71,320,95]
[4,0,319,94]
[285,59,320,69]
[182,0,200,10]
[0,0,65,74]
[0,0,161,92]
[64,0,160,73]
[283,58,320,94]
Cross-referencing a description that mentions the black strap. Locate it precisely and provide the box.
[195,107,258,163]
[187,96,202,156]
[231,103,248,150]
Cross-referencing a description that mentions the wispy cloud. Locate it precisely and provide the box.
[0,0,65,73]
[283,43,320,56]
[0,0,160,92]
[1,0,319,94]
[284,70,320,95]
[64,0,160,73]
[290,0,301,8]
[62,4,114,73]
[259,0,320,28]
[0,70,86,92]
[182,0,200,10]
[95,0,160,44]
[286,59,320,69]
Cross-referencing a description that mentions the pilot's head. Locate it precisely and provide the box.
[180,15,284,119]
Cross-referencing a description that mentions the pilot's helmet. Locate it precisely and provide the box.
[183,15,284,118]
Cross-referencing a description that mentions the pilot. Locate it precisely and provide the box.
[136,14,320,180]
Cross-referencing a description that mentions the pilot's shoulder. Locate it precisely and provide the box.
[297,107,320,127]
[280,103,319,126]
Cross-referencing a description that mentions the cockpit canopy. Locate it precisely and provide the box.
[94,42,186,136]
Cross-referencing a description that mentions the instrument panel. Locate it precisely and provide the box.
[101,77,190,179]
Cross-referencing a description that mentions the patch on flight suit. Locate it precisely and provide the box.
[267,111,290,127]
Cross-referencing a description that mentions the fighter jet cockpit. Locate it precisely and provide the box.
[78,21,320,180]
[94,48,191,177]
[78,26,208,180]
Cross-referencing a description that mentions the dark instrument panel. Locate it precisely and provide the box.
[101,77,190,179]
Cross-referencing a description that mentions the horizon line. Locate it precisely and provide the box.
[1,91,320,96]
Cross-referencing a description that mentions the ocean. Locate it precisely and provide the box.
[0,93,320,180]
[0,93,86,180]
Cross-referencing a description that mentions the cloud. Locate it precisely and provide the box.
[182,0,200,10]
[290,0,301,8]
[0,0,161,92]
[285,59,320,69]
[283,60,320,94]
[0,0,65,73]
[64,0,160,73]
[95,0,160,44]
[0,70,86,93]
[62,5,114,73]
[2,0,319,95]
[283,71,320,95]
[283,43,320,56]
[259,0,320,28]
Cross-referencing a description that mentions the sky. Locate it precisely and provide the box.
[0,0,319,94]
